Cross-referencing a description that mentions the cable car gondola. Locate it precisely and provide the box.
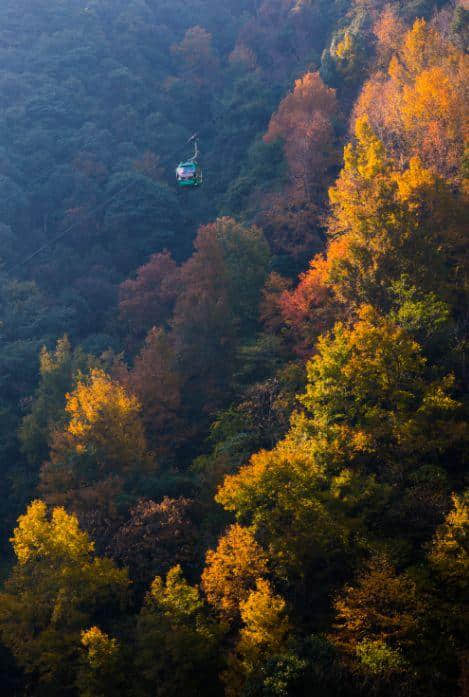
[176,136,202,188]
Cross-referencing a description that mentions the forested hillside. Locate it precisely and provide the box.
[0,0,467,695]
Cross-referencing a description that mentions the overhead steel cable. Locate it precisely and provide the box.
[5,135,197,274]
[6,63,285,274]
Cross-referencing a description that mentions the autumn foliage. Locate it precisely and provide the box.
[0,4,468,697]
[0,501,129,690]
[39,368,153,517]
[202,524,268,622]
[353,18,469,180]
[119,251,180,341]
[261,71,339,255]
[264,72,338,204]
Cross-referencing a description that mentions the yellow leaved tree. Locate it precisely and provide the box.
[428,491,469,592]
[39,368,154,517]
[353,18,469,181]
[78,626,125,697]
[0,501,129,692]
[201,524,268,623]
[326,116,462,309]
[217,307,466,600]
[223,578,290,697]
[135,565,221,697]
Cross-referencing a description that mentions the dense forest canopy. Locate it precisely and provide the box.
[0,0,467,695]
